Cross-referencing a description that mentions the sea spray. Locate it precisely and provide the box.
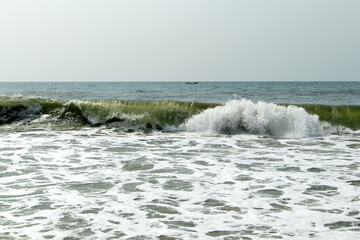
[183,99,323,137]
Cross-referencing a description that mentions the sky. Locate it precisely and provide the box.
[0,0,359,82]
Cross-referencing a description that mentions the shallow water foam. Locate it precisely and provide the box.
[0,129,359,239]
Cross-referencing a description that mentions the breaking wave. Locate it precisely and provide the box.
[0,97,215,131]
[1,96,359,137]
[183,100,322,137]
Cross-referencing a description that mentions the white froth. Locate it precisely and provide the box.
[183,99,323,137]
[0,129,359,239]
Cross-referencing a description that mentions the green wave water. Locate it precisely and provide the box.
[1,96,359,132]
[74,99,217,128]
[294,104,360,131]
[0,97,217,130]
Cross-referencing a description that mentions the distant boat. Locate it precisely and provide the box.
[186,82,199,84]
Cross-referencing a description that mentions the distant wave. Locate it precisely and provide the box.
[1,96,359,136]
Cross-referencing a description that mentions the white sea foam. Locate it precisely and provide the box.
[0,129,359,239]
[183,99,323,137]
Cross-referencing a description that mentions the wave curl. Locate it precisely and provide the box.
[1,96,359,136]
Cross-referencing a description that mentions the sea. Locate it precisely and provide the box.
[0,81,359,240]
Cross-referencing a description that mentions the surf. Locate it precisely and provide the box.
[1,96,359,136]
[183,99,323,137]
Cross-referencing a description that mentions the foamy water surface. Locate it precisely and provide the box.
[0,128,359,239]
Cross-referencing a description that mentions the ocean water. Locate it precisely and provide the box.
[0,81,360,239]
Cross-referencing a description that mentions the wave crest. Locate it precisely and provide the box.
[183,100,323,137]
[1,97,359,136]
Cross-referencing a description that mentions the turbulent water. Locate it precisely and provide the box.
[0,82,360,239]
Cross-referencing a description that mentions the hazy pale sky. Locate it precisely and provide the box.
[0,0,359,81]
